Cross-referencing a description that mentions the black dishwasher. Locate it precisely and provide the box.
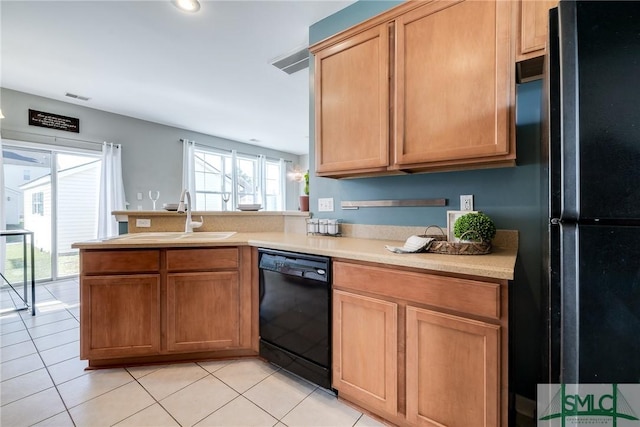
[258,248,331,389]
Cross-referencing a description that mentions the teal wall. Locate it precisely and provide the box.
[310,1,545,400]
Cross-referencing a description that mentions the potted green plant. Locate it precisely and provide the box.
[299,170,310,212]
[453,212,496,242]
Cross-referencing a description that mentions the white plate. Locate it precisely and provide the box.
[237,204,262,211]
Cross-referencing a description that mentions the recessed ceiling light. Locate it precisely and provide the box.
[172,0,200,13]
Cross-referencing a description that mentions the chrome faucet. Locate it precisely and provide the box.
[177,189,203,232]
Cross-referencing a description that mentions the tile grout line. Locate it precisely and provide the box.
[128,363,235,426]
[25,280,83,426]
[1,280,80,426]
[108,369,182,427]
[14,301,78,427]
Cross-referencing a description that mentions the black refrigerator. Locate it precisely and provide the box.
[546,1,640,384]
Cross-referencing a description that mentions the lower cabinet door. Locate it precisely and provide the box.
[406,306,500,427]
[166,271,240,352]
[333,290,398,417]
[81,274,161,359]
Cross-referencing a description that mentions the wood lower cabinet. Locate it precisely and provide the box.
[166,271,241,352]
[333,290,398,418]
[81,274,161,360]
[79,246,256,366]
[332,260,508,427]
[405,307,500,427]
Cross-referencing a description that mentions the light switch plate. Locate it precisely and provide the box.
[318,197,334,212]
[136,218,151,227]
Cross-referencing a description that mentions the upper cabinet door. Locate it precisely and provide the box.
[314,24,390,176]
[393,0,514,168]
[518,0,558,61]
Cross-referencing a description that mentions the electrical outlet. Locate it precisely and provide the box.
[137,192,143,201]
[318,197,334,212]
[136,218,151,227]
[460,195,474,211]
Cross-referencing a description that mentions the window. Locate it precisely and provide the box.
[32,192,44,215]
[193,148,285,211]
[236,155,258,205]
[194,150,232,210]
[265,159,284,211]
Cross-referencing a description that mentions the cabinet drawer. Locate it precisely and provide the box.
[82,250,160,274]
[166,248,239,271]
[333,261,500,320]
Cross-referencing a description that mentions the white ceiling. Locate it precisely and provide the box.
[1,0,355,155]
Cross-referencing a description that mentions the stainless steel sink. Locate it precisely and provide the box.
[177,232,236,240]
[113,232,236,241]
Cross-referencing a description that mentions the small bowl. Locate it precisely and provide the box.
[163,203,186,211]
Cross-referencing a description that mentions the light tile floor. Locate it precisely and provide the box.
[1,279,385,427]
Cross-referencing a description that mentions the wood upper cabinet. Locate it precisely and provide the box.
[393,0,513,169]
[166,271,241,352]
[81,274,161,360]
[518,0,558,61]
[406,306,500,427]
[332,289,398,418]
[314,24,389,175]
[310,0,515,178]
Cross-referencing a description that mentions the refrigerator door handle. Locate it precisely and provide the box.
[559,222,580,383]
[558,1,580,220]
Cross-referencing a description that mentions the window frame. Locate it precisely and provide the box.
[191,146,286,211]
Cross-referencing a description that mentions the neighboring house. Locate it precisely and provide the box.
[3,148,50,227]
[5,187,23,225]
[20,160,100,254]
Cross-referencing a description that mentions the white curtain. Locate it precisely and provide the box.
[97,142,125,239]
[0,137,6,273]
[279,158,287,211]
[181,139,196,210]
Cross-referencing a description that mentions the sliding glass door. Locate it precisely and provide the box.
[2,142,100,281]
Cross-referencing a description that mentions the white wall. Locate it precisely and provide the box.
[1,88,303,211]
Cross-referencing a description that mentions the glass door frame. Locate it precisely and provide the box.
[2,139,101,281]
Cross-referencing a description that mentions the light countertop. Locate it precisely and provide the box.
[72,232,517,280]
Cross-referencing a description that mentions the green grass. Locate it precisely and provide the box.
[2,243,78,284]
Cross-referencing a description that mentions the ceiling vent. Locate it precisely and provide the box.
[271,47,309,75]
[65,92,90,101]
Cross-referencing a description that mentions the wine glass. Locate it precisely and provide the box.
[221,192,231,210]
[149,190,160,211]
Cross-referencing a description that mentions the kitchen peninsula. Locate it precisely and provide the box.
[73,211,517,426]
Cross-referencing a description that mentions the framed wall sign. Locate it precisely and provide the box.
[28,109,79,133]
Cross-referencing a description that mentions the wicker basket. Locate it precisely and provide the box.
[417,225,448,241]
[426,230,492,255]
